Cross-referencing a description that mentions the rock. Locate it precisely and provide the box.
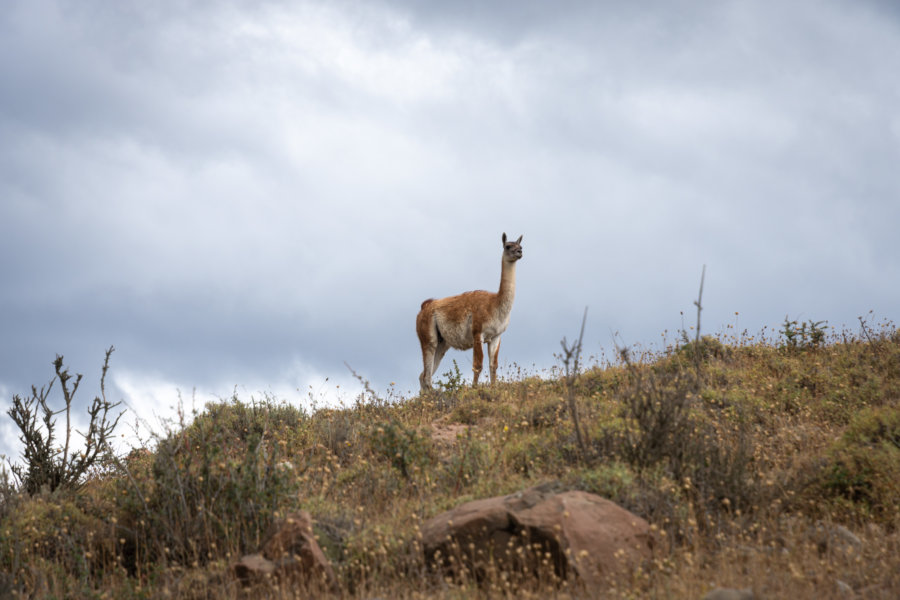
[421,482,652,586]
[702,589,754,600]
[233,511,336,590]
[233,554,275,581]
[831,525,862,549]
[835,579,854,597]
[807,522,863,555]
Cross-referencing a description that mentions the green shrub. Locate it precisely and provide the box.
[607,360,758,524]
[442,428,489,493]
[780,316,828,351]
[574,461,635,499]
[311,407,359,464]
[676,335,731,364]
[499,431,554,477]
[115,396,304,567]
[822,404,900,520]
[437,360,465,395]
[616,363,695,474]
[364,420,432,480]
[449,395,493,425]
[0,492,118,591]
[518,396,564,430]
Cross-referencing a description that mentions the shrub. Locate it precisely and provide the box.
[616,363,695,474]
[606,359,758,527]
[311,407,359,465]
[443,428,489,494]
[498,430,550,478]
[519,396,564,430]
[574,461,635,500]
[780,316,828,351]
[436,360,465,395]
[0,463,17,525]
[6,348,123,495]
[449,395,493,425]
[365,420,432,480]
[821,403,900,520]
[675,335,730,365]
[115,396,304,567]
[0,491,120,592]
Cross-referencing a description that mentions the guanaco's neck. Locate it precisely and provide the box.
[497,258,517,312]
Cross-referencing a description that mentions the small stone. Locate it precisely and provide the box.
[832,525,862,549]
[807,522,863,554]
[233,554,275,581]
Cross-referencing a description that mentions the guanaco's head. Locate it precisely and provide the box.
[502,233,523,262]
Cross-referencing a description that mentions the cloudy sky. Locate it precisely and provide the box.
[2,0,899,459]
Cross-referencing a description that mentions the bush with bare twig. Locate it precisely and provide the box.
[6,347,123,495]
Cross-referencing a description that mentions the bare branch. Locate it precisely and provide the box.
[693,264,706,345]
[559,307,590,462]
[5,349,124,494]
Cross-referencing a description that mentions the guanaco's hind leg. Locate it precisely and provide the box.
[419,343,435,390]
[487,337,501,384]
[417,310,438,391]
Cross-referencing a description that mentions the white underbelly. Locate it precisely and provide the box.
[436,313,509,348]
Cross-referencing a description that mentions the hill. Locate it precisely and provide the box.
[2,321,899,598]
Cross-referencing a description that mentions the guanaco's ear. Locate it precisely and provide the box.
[516,235,523,244]
[502,232,508,244]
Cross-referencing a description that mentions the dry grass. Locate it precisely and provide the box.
[2,323,899,599]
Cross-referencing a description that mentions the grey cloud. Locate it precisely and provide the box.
[2,0,900,460]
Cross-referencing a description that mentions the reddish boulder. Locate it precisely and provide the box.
[422,483,652,586]
[233,510,336,590]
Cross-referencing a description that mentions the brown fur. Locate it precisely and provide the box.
[416,233,523,391]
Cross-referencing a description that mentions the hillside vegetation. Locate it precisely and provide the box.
[2,319,899,598]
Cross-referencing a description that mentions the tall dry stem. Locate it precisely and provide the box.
[559,306,589,462]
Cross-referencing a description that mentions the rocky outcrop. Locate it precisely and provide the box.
[233,510,336,590]
[421,483,652,586]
